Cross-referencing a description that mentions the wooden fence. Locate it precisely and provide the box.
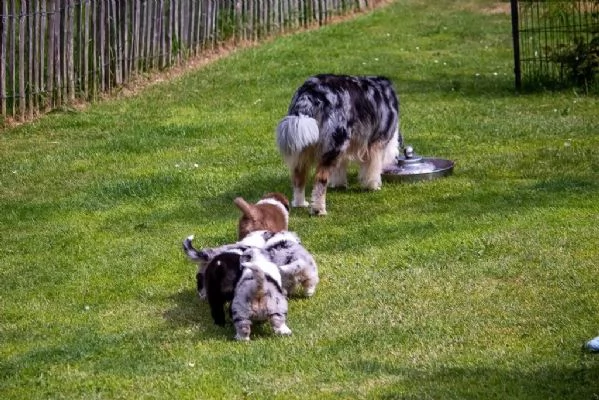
[0,0,382,122]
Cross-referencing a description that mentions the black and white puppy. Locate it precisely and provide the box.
[182,234,266,300]
[201,252,244,326]
[232,247,292,341]
[276,74,402,215]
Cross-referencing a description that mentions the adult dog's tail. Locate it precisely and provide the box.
[234,197,259,221]
[276,114,319,155]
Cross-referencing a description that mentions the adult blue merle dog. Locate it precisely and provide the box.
[276,74,402,216]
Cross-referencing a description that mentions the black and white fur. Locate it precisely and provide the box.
[182,234,266,300]
[250,230,319,297]
[201,252,244,326]
[183,230,319,299]
[232,247,292,341]
[276,74,402,215]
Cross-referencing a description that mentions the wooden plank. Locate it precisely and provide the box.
[27,0,33,117]
[90,0,97,100]
[173,0,179,64]
[67,0,75,101]
[168,0,175,65]
[83,0,90,99]
[144,0,152,69]
[99,0,105,91]
[189,0,195,56]
[46,0,54,108]
[19,0,26,118]
[105,0,112,91]
[75,0,81,96]
[32,0,39,112]
[39,0,46,109]
[56,0,63,107]
[155,0,162,68]
[129,0,141,74]
[158,0,165,68]
[120,1,128,82]
[110,0,121,85]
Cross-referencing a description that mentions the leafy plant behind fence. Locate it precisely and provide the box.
[515,0,599,92]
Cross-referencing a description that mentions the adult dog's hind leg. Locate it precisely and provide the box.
[358,146,385,190]
[310,165,330,216]
[329,158,348,189]
[287,154,310,208]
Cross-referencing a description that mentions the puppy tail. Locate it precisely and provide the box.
[246,264,266,298]
[276,114,319,155]
[234,197,260,221]
[182,235,209,262]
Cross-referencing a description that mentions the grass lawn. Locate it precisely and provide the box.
[1,0,598,398]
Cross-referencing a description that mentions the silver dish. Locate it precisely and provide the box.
[382,146,454,183]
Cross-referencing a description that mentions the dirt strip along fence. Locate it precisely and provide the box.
[0,0,382,123]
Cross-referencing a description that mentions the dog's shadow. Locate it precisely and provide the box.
[163,289,233,340]
[163,289,206,326]
[163,288,298,341]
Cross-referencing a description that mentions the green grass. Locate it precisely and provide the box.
[1,0,599,398]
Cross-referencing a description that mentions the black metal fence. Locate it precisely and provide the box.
[510,0,599,91]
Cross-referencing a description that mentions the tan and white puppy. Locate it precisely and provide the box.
[234,192,290,240]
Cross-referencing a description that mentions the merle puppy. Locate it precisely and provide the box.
[276,74,402,216]
[232,247,291,341]
[257,231,319,297]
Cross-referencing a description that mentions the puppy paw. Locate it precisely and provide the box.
[292,200,310,208]
[234,334,251,341]
[274,325,292,336]
[585,336,599,352]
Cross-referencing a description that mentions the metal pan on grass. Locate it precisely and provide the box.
[382,146,454,183]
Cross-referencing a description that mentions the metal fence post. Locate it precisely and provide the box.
[510,0,521,90]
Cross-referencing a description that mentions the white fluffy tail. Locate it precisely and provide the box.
[276,115,319,155]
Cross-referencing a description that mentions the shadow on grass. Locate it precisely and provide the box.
[162,289,237,341]
[395,74,517,99]
[351,358,599,399]
[163,289,206,327]
[162,288,304,342]
[303,174,598,255]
